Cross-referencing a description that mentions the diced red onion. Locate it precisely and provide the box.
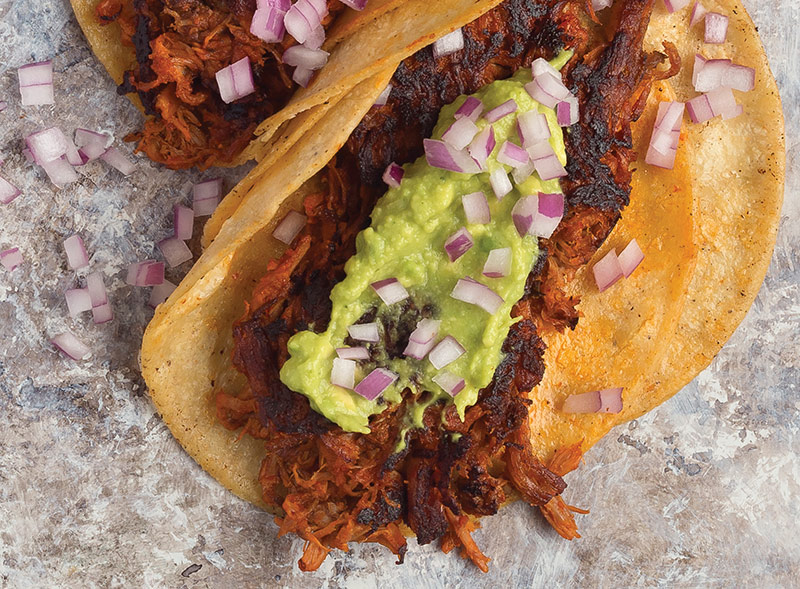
[517,111,551,148]
[63,234,89,270]
[525,73,570,109]
[592,249,624,292]
[354,367,398,401]
[283,45,329,70]
[686,94,714,124]
[0,176,21,204]
[655,101,685,133]
[258,0,291,10]
[432,28,464,58]
[158,236,193,268]
[371,277,409,305]
[64,137,84,166]
[284,1,320,45]
[647,102,682,167]
[74,129,111,161]
[497,141,530,169]
[173,205,194,241]
[432,371,466,396]
[599,387,624,413]
[193,178,223,216]
[336,346,370,360]
[467,126,495,170]
[18,61,54,106]
[531,58,559,79]
[215,56,255,103]
[726,64,756,92]
[489,168,513,200]
[86,271,108,307]
[704,12,728,44]
[532,192,564,238]
[462,191,490,225]
[423,139,480,174]
[556,96,579,126]
[444,227,474,262]
[339,0,367,9]
[347,322,380,343]
[126,260,164,287]
[292,66,315,88]
[484,99,517,123]
[511,195,536,236]
[148,279,177,308]
[382,162,404,188]
[65,288,92,318]
[694,57,731,92]
[373,83,393,107]
[707,86,741,120]
[250,6,286,44]
[455,96,484,122]
[645,142,678,169]
[331,358,356,389]
[305,0,328,19]
[429,336,466,370]
[450,277,504,314]
[511,160,535,185]
[405,318,441,360]
[51,332,91,361]
[303,27,325,51]
[663,0,690,12]
[527,141,567,180]
[442,117,480,151]
[41,157,79,187]
[404,338,436,361]
[618,238,644,277]
[100,147,136,175]
[690,1,707,26]
[649,129,676,156]
[273,210,307,244]
[483,247,512,278]
[563,388,623,414]
[0,247,23,271]
[92,302,114,324]
[27,127,68,163]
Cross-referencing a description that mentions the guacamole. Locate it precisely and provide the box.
[280,56,569,434]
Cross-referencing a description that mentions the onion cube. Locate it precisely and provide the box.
[592,249,624,292]
[65,288,92,318]
[51,332,91,361]
[158,237,193,268]
[63,234,89,270]
[354,368,398,401]
[371,278,409,305]
[0,248,23,271]
[149,279,178,309]
[429,336,465,370]
[331,358,356,390]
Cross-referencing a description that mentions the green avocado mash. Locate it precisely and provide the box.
[280,54,570,434]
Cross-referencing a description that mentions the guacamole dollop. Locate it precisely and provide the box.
[280,56,569,434]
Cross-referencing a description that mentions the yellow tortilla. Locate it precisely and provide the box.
[141,0,783,518]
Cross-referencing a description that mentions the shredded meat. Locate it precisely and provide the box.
[95,0,345,169]
[221,0,677,572]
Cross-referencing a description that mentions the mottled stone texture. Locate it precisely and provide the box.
[0,1,797,587]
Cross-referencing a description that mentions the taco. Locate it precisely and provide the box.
[140,0,783,573]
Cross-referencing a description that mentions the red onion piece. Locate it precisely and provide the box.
[694,57,731,92]
[592,249,624,292]
[148,279,177,308]
[41,157,79,187]
[686,94,714,124]
[215,56,255,103]
[0,248,23,271]
[336,346,370,360]
[126,260,165,287]
[339,0,367,9]
[511,195,536,236]
[283,45,329,70]
[556,95,579,126]
[655,101,685,133]
[599,387,624,413]
[707,86,741,119]
[331,358,356,389]
[382,162,404,188]
[484,99,518,123]
[250,7,286,44]
[483,247,512,278]
[173,205,194,241]
[0,176,21,204]
[690,1,707,26]
[92,302,114,324]
[423,139,480,174]
[450,277,504,314]
[663,0,690,12]
[525,73,570,109]
[429,335,466,370]
[373,83,393,107]
[354,368,398,401]
[531,58,559,79]
[303,25,325,51]
[444,227,474,262]
[496,141,530,169]
[20,85,54,106]
[489,168,512,200]
[371,278,409,305]
[704,12,728,44]
[467,126,495,170]
[618,238,644,277]
[527,141,567,180]
[517,111,550,148]
[18,61,54,106]
[442,117,480,151]
[258,0,291,10]
[273,210,307,244]
[563,388,623,414]
[63,234,89,270]
[100,147,136,175]
[64,137,84,166]
[645,142,678,169]
[403,338,436,361]
[27,127,68,163]
[292,66,315,88]
[727,64,756,92]
[193,178,223,216]
[455,96,484,121]
[432,29,464,58]
[75,129,112,161]
[51,332,91,361]
[432,371,466,396]
[86,272,108,307]
[462,191,490,225]
[347,322,380,343]
[409,318,441,345]
[531,192,564,238]
[65,288,92,318]
[158,237,193,268]
[647,101,682,167]
[284,4,313,44]
[511,160,535,185]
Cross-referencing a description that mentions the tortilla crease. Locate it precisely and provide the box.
[70,0,408,166]
[141,0,783,523]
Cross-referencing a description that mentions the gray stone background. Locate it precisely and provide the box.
[0,1,797,587]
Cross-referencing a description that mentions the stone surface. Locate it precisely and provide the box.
[0,1,797,587]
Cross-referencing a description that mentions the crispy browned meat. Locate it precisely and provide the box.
[224,0,675,572]
[95,0,344,169]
